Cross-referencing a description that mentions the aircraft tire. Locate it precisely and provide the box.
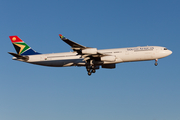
[92,69,96,73]
[155,63,158,66]
[88,72,91,76]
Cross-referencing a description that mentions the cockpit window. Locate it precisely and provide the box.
[164,48,168,50]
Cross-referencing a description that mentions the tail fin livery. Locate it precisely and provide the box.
[9,36,41,55]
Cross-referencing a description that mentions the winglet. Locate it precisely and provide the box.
[59,34,67,40]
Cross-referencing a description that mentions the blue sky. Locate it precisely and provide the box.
[1,0,180,120]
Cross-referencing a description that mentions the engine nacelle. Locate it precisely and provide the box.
[102,64,116,69]
[101,56,116,62]
[82,48,97,54]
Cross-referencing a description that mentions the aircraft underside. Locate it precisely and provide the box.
[27,57,158,76]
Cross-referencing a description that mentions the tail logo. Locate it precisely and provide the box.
[10,36,30,55]
[9,35,41,55]
[12,37,16,41]
[13,43,30,55]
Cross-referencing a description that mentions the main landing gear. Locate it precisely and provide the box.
[86,66,96,76]
[155,59,158,66]
[86,59,99,76]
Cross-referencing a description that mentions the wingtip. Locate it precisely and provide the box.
[59,34,66,40]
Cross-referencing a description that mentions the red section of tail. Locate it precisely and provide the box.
[9,36,23,43]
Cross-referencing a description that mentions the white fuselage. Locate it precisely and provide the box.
[13,46,172,67]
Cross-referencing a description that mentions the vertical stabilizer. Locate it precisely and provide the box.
[9,36,41,55]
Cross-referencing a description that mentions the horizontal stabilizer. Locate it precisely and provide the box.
[8,52,29,60]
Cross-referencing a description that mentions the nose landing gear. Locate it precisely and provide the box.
[155,59,158,66]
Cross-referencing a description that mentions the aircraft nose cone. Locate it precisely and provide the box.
[160,49,172,58]
[168,50,172,55]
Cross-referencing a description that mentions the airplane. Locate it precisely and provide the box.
[8,34,172,76]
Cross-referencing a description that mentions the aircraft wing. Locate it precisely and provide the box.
[59,34,109,61]
[59,34,87,50]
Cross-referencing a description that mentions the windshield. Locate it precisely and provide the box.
[164,48,168,50]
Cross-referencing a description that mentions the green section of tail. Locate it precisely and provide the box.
[13,42,30,55]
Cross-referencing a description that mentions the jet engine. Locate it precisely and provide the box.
[101,56,116,62]
[102,64,116,69]
[82,48,97,54]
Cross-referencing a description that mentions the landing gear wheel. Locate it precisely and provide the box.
[87,69,90,72]
[92,69,96,73]
[154,59,158,66]
[88,72,92,76]
[155,63,158,66]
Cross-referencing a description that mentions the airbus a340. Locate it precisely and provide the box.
[9,34,172,76]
